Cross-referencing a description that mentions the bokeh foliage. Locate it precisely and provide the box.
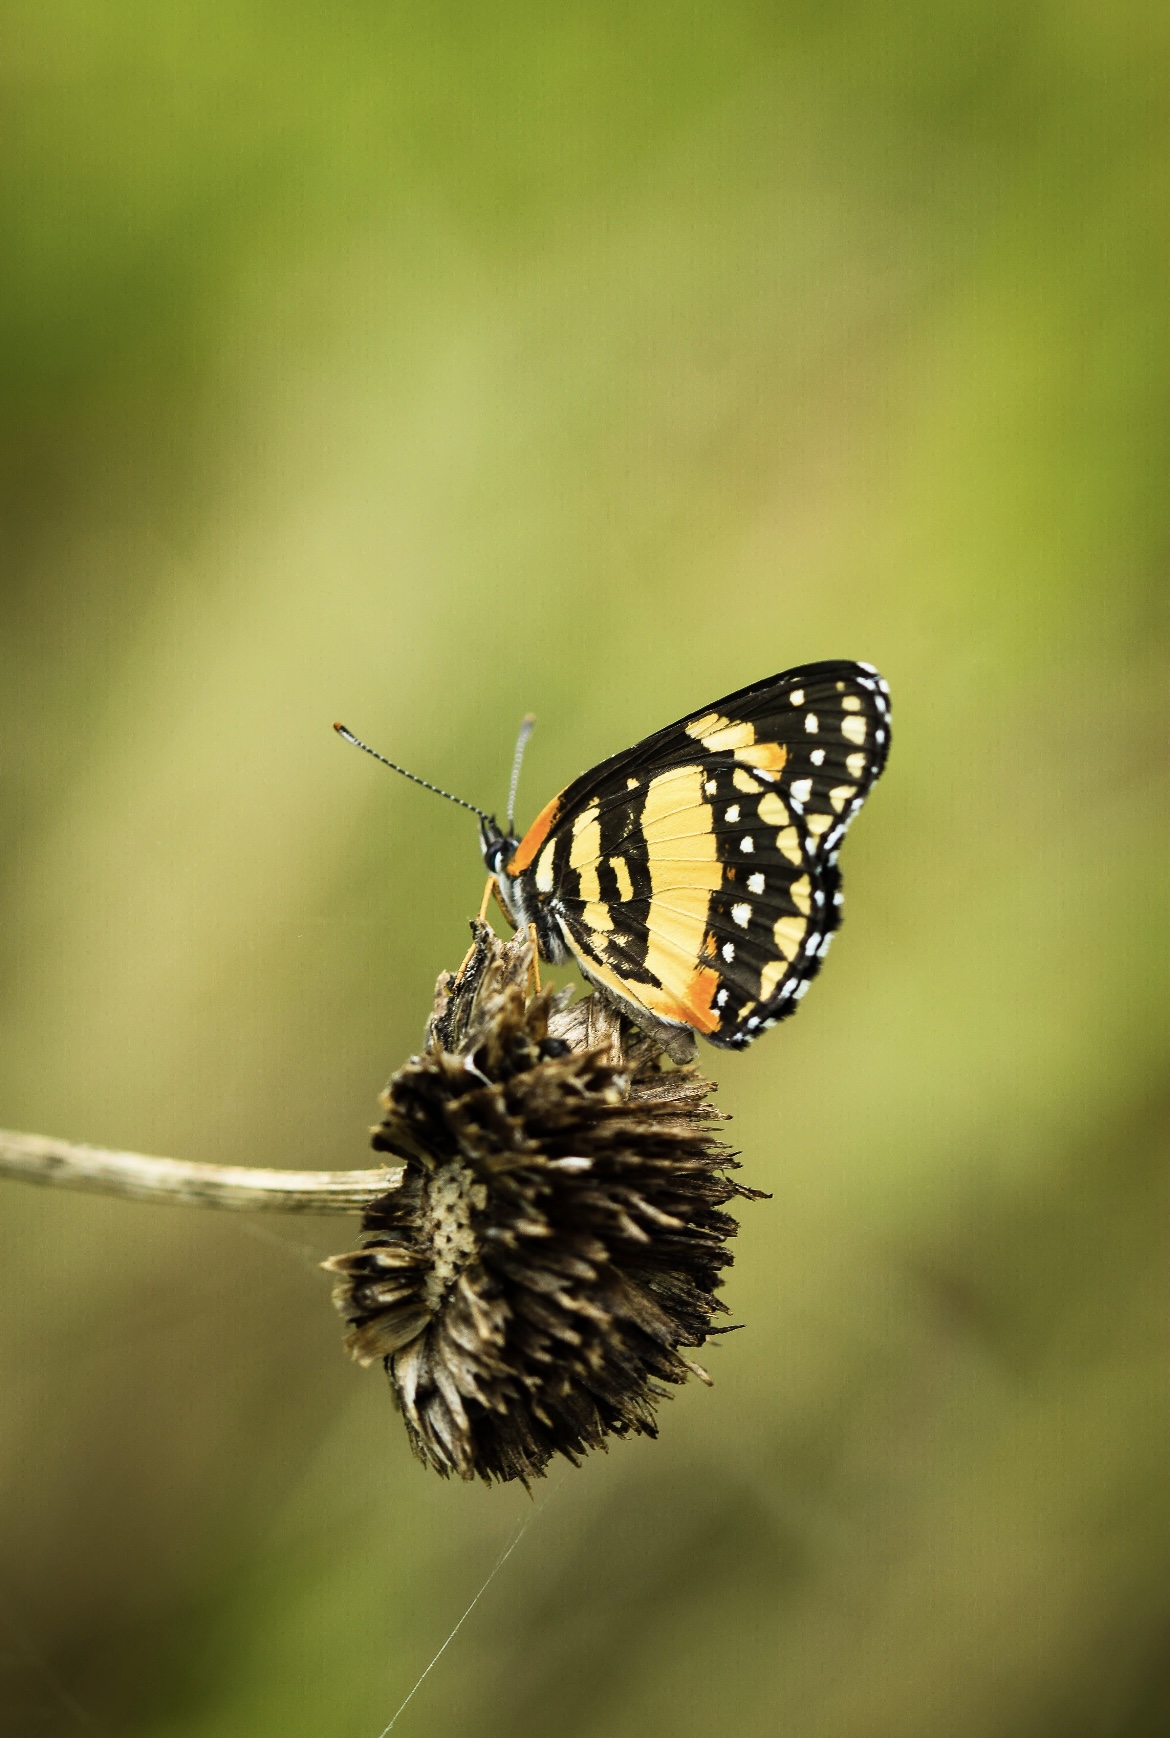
[1,3,1168,1734]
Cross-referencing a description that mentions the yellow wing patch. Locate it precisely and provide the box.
[612,856,634,900]
[734,741,788,773]
[684,711,788,775]
[772,914,807,959]
[776,827,802,865]
[570,804,602,901]
[641,765,718,1013]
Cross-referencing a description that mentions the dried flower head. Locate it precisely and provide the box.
[324,922,763,1484]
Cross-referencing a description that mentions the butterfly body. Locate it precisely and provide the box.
[480,660,890,1051]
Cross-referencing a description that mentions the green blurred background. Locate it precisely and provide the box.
[2,3,1169,1733]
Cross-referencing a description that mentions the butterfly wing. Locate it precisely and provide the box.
[504,661,890,1048]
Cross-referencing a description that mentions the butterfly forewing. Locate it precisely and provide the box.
[505,661,890,1047]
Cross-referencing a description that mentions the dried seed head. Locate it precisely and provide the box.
[324,922,763,1484]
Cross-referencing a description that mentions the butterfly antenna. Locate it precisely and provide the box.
[506,712,536,835]
[334,724,492,822]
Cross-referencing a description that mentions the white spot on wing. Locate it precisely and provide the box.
[790,778,813,802]
[805,713,819,734]
[810,748,825,766]
[731,902,751,927]
[740,836,754,853]
[747,872,765,894]
[722,940,736,962]
[789,689,805,706]
[841,715,867,745]
[724,804,740,822]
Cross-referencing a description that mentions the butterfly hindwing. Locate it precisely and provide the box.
[503,661,890,1047]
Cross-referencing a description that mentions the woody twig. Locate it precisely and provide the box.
[0,1127,400,1213]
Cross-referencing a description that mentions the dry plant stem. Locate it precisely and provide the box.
[0,1128,401,1213]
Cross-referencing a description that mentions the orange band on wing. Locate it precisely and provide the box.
[650,964,721,1034]
[508,791,565,875]
[563,926,723,1037]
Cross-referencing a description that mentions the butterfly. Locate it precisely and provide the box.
[337,661,890,1052]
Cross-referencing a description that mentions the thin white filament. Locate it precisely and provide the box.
[376,1481,558,1736]
[505,713,536,835]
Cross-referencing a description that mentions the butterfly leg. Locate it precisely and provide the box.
[487,877,521,935]
[477,876,497,923]
[527,923,542,995]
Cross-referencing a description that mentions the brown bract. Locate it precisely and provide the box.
[323,922,764,1484]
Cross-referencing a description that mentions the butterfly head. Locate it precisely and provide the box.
[479,815,519,878]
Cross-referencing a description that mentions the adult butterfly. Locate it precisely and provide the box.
[338,661,890,1052]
